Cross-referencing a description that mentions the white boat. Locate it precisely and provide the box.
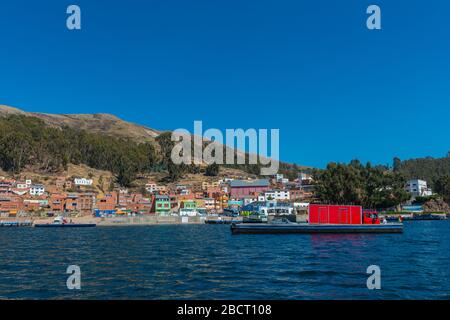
[179,208,199,217]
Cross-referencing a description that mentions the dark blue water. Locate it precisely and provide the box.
[1,221,449,299]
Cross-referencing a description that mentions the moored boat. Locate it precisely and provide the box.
[231,221,403,234]
[0,220,33,227]
[231,204,404,234]
[411,213,446,220]
[205,219,240,224]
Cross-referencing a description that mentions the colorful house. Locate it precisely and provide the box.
[229,179,270,198]
[154,195,171,215]
[180,199,197,210]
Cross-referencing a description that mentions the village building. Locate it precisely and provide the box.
[0,179,14,193]
[74,178,93,186]
[405,179,433,197]
[153,195,171,215]
[96,192,118,211]
[145,182,158,193]
[229,179,270,198]
[241,200,294,216]
[49,193,66,212]
[0,192,23,216]
[202,181,219,190]
[29,184,45,196]
[55,177,66,189]
[23,196,48,212]
[203,198,216,211]
[263,190,290,201]
[242,195,258,206]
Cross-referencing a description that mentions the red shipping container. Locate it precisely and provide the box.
[308,204,362,225]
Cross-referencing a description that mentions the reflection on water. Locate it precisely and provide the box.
[0,221,449,299]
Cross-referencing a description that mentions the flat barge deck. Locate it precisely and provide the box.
[231,222,403,234]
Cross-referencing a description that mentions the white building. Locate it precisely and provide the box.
[16,180,32,189]
[263,190,290,201]
[204,198,216,210]
[405,179,432,197]
[179,189,190,196]
[242,200,294,216]
[242,195,258,206]
[74,178,93,186]
[29,184,45,196]
[145,183,157,193]
[293,202,310,209]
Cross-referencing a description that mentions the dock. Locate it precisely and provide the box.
[34,223,96,228]
[0,221,33,227]
[231,222,404,234]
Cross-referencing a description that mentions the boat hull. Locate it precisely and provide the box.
[231,223,403,234]
[205,219,241,224]
[34,223,96,228]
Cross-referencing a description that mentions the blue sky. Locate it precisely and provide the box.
[0,0,449,168]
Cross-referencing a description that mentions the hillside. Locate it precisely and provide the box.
[0,105,160,143]
[0,105,311,178]
[395,155,450,187]
[1,105,310,188]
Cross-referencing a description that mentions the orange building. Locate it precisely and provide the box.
[96,192,117,211]
[50,193,66,212]
[0,193,23,214]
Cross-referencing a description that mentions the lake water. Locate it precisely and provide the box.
[0,221,449,299]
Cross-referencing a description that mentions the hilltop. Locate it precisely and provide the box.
[0,105,160,143]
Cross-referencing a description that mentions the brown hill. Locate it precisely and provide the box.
[0,104,311,175]
[0,105,160,143]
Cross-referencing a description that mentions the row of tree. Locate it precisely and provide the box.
[393,155,450,189]
[0,116,224,187]
[313,160,411,209]
[0,115,160,187]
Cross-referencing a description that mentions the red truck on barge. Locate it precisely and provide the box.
[308,204,380,225]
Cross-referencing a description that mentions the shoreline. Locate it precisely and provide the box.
[0,214,310,226]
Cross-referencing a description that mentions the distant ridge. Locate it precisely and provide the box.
[0,105,160,142]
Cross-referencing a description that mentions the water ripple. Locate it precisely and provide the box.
[1,222,450,299]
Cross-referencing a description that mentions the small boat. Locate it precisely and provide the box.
[34,216,96,228]
[243,214,268,223]
[0,220,33,227]
[231,219,403,234]
[205,219,240,225]
[384,215,403,222]
[411,213,446,221]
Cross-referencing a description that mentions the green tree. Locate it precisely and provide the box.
[167,161,184,181]
[435,174,450,204]
[205,163,220,176]
[393,157,401,172]
[314,160,410,209]
[114,157,136,187]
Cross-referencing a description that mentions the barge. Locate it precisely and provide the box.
[231,221,403,234]
[231,204,404,234]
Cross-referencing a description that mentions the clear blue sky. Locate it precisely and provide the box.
[0,0,449,168]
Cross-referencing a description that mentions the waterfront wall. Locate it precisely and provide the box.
[97,215,207,226]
